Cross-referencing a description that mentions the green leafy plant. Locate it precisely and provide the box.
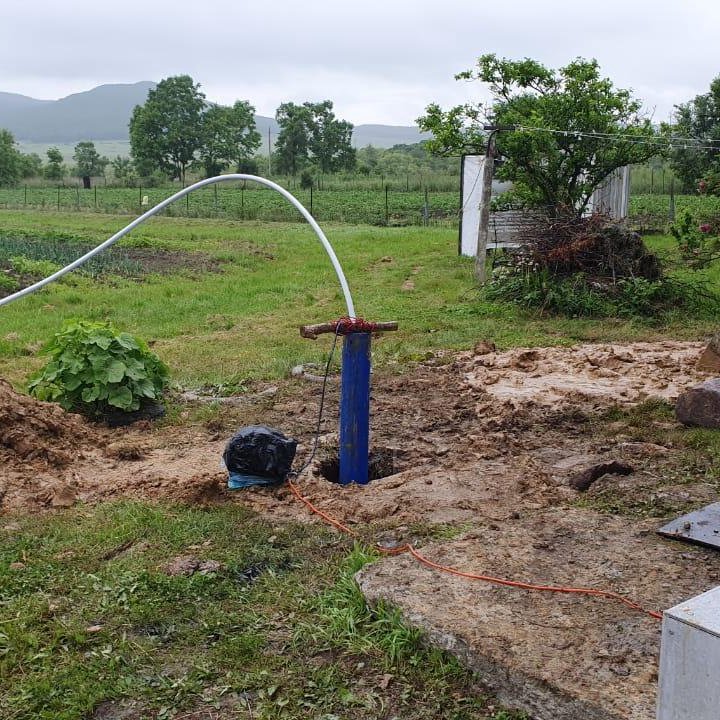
[0,272,19,292]
[28,320,170,415]
[669,209,720,269]
[9,255,62,278]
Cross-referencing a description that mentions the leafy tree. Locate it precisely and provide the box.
[227,101,261,173]
[44,147,65,181]
[18,152,42,178]
[274,101,355,175]
[307,101,356,173]
[0,129,20,186]
[130,75,206,184]
[198,100,261,178]
[111,156,133,185]
[274,102,312,175]
[668,76,720,192]
[73,141,109,188]
[418,55,659,215]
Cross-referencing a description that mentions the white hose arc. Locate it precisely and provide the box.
[0,174,356,317]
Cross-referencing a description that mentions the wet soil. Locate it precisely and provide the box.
[1,340,717,719]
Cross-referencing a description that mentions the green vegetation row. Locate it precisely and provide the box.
[0,185,718,227]
[0,185,460,226]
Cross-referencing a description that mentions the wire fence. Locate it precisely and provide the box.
[0,184,461,227]
[1,183,718,231]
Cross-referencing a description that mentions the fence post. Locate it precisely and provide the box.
[139,185,142,211]
[423,187,429,226]
[241,183,245,220]
[385,184,389,224]
[57,186,60,211]
[310,184,313,216]
[76,186,80,210]
[94,186,97,209]
[669,178,676,220]
[214,183,218,214]
[24,185,27,206]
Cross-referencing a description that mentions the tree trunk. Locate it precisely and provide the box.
[82,176,91,190]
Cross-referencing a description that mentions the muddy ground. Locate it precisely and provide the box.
[1,339,718,719]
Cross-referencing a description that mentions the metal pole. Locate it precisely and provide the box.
[339,332,371,485]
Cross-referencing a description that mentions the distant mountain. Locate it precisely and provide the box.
[351,124,431,148]
[1,82,429,149]
[0,91,51,112]
[0,82,156,142]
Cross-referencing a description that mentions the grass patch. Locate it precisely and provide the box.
[0,210,717,390]
[0,502,523,720]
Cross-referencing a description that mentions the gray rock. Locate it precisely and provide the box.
[676,378,720,428]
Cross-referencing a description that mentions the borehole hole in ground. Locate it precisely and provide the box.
[316,448,396,484]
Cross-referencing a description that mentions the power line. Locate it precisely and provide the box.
[511,124,720,151]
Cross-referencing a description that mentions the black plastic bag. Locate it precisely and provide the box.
[222,425,297,489]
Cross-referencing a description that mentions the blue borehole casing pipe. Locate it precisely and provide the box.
[339,332,371,485]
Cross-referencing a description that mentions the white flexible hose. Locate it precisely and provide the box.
[0,174,356,317]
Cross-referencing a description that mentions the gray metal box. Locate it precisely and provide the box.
[658,585,720,719]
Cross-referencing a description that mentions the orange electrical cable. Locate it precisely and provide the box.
[287,480,663,621]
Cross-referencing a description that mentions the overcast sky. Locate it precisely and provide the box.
[1,0,718,126]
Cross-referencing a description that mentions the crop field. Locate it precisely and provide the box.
[2,185,720,230]
[0,185,460,226]
[629,193,720,221]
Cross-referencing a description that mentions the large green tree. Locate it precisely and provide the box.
[198,100,261,178]
[274,102,311,175]
[44,147,65,181]
[73,141,109,188]
[668,76,720,192]
[274,101,355,175]
[18,152,42,179]
[307,101,356,173]
[419,55,659,215]
[130,75,206,184]
[0,129,20,186]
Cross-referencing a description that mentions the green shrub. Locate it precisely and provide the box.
[486,267,718,319]
[299,170,314,190]
[28,320,170,415]
[669,209,720,269]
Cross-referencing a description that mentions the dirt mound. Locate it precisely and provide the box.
[0,340,711,518]
[0,379,100,468]
[458,341,705,408]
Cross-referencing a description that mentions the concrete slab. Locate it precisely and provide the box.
[357,507,720,720]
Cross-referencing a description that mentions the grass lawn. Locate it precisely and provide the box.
[1,503,525,720]
[0,210,716,391]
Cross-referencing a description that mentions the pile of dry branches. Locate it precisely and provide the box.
[513,213,661,282]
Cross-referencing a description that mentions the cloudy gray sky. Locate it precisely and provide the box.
[1,0,718,125]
